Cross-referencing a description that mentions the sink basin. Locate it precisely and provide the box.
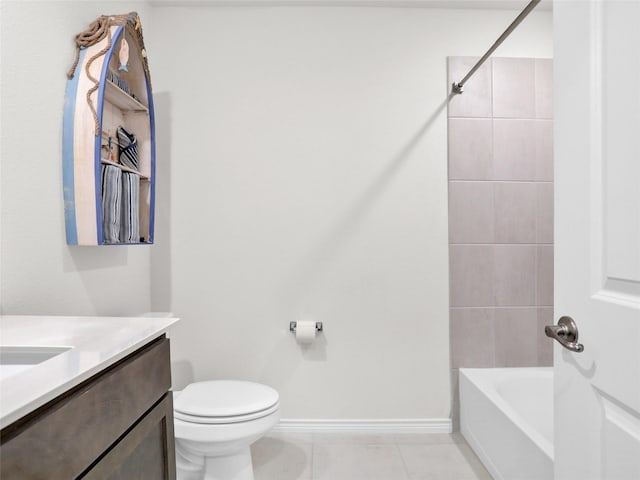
[0,346,72,380]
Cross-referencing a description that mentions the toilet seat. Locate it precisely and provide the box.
[174,380,279,425]
[174,401,280,424]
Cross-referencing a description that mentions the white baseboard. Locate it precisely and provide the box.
[272,418,452,434]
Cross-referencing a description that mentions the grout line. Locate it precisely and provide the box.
[493,117,552,121]
[489,103,495,180]
[489,57,494,118]
[449,245,552,248]
[448,180,553,184]
[448,116,553,121]
[395,442,412,479]
[450,306,553,310]
[310,440,315,480]
[534,231,540,307]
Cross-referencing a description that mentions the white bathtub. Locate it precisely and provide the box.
[460,368,553,480]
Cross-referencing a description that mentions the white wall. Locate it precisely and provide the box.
[0,0,552,420]
[148,5,552,419]
[0,1,154,316]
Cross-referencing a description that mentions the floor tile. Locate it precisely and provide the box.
[456,444,494,480]
[313,443,409,480]
[393,433,465,445]
[398,443,492,480]
[252,436,312,480]
[312,432,396,444]
[251,432,492,480]
[267,431,314,444]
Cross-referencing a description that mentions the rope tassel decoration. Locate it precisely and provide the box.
[66,13,150,136]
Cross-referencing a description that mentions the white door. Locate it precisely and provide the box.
[554,0,640,479]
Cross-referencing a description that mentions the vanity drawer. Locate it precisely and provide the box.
[82,392,176,480]
[0,336,171,479]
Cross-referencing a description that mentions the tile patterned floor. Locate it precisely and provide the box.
[251,432,493,480]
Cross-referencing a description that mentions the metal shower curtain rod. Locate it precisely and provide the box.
[452,0,542,94]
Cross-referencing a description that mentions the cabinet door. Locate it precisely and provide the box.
[82,393,176,480]
[0,337,171,479]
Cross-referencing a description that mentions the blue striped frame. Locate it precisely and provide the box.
[62,49,86,245]
[64,22,155,245]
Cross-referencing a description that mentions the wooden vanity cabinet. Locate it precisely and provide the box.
[0,336,176,479]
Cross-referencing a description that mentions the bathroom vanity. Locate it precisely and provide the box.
[0,315,179,479]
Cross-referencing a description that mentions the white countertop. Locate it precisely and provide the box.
[0,315,179,429]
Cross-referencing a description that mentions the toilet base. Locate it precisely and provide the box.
[173,390,279,480]
[203,448,253,480]
[176,442,254,480]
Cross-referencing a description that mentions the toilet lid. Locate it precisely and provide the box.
[174,380,279,418]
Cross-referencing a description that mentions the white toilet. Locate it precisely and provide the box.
[173,380,280,480]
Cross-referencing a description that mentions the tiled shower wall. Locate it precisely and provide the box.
[447,57,554,425]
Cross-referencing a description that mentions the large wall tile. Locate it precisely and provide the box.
[537,307,554,366]
[494,182,537,243]
[449,181,494,243]
[450,308,495,368]
[535,120,554,181]
[448,57,492,118]
[492,58,536,118]
[537,182,554,244]
[448,118,492,180]
[535,59,553,119]
[494,245,536,306]
[493,119,537,180]
[448,56,554,378]
[449,245,494,307]
[451,368,460,431]
[536,245,554,306]
[494,307,539,367]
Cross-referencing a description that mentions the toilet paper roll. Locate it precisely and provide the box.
[295,320,317,344]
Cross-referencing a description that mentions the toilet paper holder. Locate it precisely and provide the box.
[289,321,323,333]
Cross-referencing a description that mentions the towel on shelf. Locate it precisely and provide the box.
[101,164,122,244]
[117,125,139,170]
[121,172,140,243]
